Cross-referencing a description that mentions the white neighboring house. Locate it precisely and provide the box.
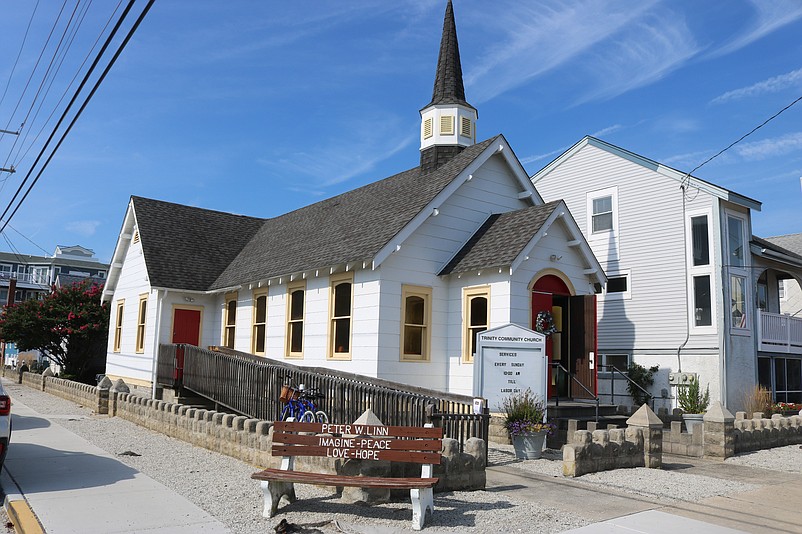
[533,136,802,410]
[101,2,605,398]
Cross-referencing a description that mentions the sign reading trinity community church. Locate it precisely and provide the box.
[473,324,547,412]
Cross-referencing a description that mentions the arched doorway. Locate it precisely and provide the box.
[531,272,596,399]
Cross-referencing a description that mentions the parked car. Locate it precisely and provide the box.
[0,381,10,470]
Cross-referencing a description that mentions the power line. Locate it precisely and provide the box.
[7,0,94,170]
[7,224,51,256]
[0,0,155,234]
[0,0,41,112]
[2,0,85,171]
[0,0,69,143]
[681,93,802,189]
[0,0,139,227]
[12,1,123,172]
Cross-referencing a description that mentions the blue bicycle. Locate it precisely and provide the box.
[279,383,328,423]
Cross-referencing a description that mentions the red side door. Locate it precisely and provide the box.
[172,309,201,383]
[172,309,201,345]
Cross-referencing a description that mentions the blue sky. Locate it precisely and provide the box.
[0,0,801,263]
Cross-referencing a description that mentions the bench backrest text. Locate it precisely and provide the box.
[272,421,443,464]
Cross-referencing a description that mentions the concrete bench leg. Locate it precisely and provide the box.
[260,480,296,518]
[410,487,433,530]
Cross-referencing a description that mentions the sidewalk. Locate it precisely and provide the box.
[1,395,229,534]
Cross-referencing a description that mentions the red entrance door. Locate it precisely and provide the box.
[532,276,597,399]
[172,309,201,383]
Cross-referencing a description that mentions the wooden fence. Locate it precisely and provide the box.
[157,344,489,453]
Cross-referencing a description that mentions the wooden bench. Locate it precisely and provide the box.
[251,420,443,530]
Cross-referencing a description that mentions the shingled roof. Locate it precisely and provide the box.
[132,197,265,291]
[424,0,474,111]
[129,137,499,292]
[440,200,562,275]
[763,233,802,259]
[212,136,498,289]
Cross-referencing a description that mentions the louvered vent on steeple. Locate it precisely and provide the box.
[420,0,477,172]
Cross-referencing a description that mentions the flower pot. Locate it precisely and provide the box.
[682,413,704,435]
[512,430,547,459]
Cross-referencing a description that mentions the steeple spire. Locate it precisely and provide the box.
[427,0,473,110]
[420,0,477,172]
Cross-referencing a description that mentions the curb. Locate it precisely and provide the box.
[2,469,45,534]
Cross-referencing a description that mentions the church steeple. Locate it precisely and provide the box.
[420,0,477,172]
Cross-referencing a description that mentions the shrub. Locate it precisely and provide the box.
[626,362,658,406]
[677,379,710,414]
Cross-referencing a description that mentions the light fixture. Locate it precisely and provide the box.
[184,296,195,303]
[550,254,562,262]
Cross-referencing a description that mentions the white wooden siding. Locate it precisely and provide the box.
[535,143,720,352]
[104,230,154,384]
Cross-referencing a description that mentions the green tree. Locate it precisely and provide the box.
[0,279,109,382]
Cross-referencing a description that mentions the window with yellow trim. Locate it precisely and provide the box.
[251,290,268,355]
[400,285,431,362]
[113,300,124,352]
[286,282,305,358]
[463,286,489,362]
[329,274,353,360]
[135,294,147,353]
[223,292,237,349]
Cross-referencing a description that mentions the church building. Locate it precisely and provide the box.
[102,1,604,399]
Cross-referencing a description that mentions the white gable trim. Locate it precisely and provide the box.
[102,199,137,303]
[509,200,606,283]
[531,136,761,212]
[372,135,543,269]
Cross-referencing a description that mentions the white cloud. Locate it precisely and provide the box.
[709,1,802,58]
[520,146,570,166]
[465,0,658,103]
[66,220,101,237]
[257,116,416,190]
[590,124,624,137]
[735,132,802,160]
[574,12,699,104]
[712,68,802,104]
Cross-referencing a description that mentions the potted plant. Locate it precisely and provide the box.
[677,378,710,434]
[502,388,553,459]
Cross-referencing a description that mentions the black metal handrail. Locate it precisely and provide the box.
[599,364,654,410]
[550,361,599,422]
[157,344,489,452]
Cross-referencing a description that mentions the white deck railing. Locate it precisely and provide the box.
[758,310,802,355]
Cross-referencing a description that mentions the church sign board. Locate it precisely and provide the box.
[473,323,547,412]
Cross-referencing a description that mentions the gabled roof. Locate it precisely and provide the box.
[441,201,561,275]
[423,0,475,112]
[132,197,265,291]
[531,136,762,212]
[212,137,498,289]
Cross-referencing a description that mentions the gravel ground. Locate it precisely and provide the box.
[5,381,800,534]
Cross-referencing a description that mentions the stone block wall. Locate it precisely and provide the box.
[44,375,109,414]
[21,371,45,390]
[733,412,802,453]
[663,420,704,457]
[562,428,645,477]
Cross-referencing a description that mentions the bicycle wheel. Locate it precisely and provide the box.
[280,404,293,421]
[299,410,315,423]
[315,410,328,423]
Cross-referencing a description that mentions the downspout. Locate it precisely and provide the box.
[676,185,690,373]
[151,289,166,398]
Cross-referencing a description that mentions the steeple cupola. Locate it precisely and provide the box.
[420,0,477,171]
